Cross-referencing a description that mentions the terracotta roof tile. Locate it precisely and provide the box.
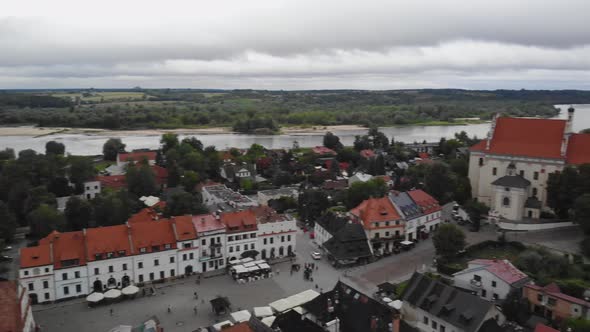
[86,225,132,261]
[0,281,21,332]
[566,133,590,165]
[468,259,528,285]
[118,151,157,162]
[192,214,225,233]
[172,216,197,241]
[408,189,441,214]
[221,210,258,233]
[20,244,52,268]
[49,231,86,269]
[312,146,336,156]
[130,221,177,253]
[350,197,402,229]
[96,175,127,189]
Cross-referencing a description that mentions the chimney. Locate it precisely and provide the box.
[392,312,401,332]
[126,222,135,254]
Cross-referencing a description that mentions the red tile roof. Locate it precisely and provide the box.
[468,259,528,285]
[471,117,567,159]
[350,197,402,229]
[360,149,376,159]
[566,133,590,165]
[192,214,225,234]
[96,175,127,189]
[86,225,132,261]
[535,324,559,332]
[49,231,86,269]
[408,189,441,214]
[312,146,336,156]
[525,282,590,307]
[172,216,198,241]
[128,202,166,224]
[221,322,254,332]
[221,210,258,233]
[418,152,430,159]
[130,221,177,253]
[20,244,52,268]
[118,151,157,162]
[0,281,22,332]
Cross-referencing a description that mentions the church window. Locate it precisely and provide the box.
[502,197,510,207]
[492,167,497,176]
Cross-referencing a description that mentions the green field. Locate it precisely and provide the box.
[52,91,147,102]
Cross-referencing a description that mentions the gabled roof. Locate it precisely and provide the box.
[323,223,372,261]
[130,221,177,253]
[192,214,225,234]
[20,244,52,268]
[459,259,529,286]
[0,281,22,332]
[128,202,166,224]
[350,197,402,228]
[402,272,496,332]
[221,210,258,233]
[491,175,531,189]
[471,117,567,159]
[407,189,441,214]
[86,225,132,261]
[566,133,590,165]
[315,213,348,236]
[49,231,87,269]
[172,215,198,241]
[525,282,590,307]
[389,191,422,219]
[118,151,157,162]
[96,175,127,189]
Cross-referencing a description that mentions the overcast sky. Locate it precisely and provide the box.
[2,0,590,90]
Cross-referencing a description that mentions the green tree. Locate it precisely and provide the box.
[92,190,137,226]
[346,178,388,209]
[64,196,92,231]
[68,156,97,193]
[160,133,180,154]
[28,204,65,239]
[164,191,208,217]
[547,166,579,218]
[323,132,343,151]
[181,137,203,152]
[244,143,266,162]
[240,178,255,191]
[181,170,200,192]
[45,141,65,155]
[126,163,157,197]
[102,138,126,161]
[574,194,590,234]
[432,224,466,259]
[501,290,528,323]
[464,199,489,231]
[24,186,57,216]
[0,202,18,242]
[424,163,455,203]
[298,190,330,225]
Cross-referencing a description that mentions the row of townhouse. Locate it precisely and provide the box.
[348,189,442,255]
[19,206,296,304]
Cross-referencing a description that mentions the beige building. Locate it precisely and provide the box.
[468,107,590,221]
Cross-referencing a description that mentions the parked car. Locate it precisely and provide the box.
[2,246,12,251]
[311,251,322,260]
[0,255,12,262]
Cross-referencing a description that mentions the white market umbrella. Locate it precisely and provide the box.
[382,297,392,303]
[104,289,122,299]
[230,309,252,323]
[253,306,273,318]
[86,292,104,303]
[122,285,139,296]
[390,300,403,310]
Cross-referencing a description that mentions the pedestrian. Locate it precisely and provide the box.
[110,308,113,316]
[316,265,319,271]
[194,291,198,299]
[167,305,172,313]
[194,306,198,315]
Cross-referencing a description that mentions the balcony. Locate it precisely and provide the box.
[470,279,482,288]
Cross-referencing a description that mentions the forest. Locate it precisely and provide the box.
[1,89,589,133]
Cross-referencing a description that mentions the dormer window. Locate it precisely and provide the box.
[164,244,171,250]
[118,250,126,256]
[106,252,114,258]
[94,253,102,260]
[152,245,160,252]
[140,247,147,253]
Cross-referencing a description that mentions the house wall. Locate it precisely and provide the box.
[314,223,333,247]
[83,181,101,200]
[226,230,257,262]
[491,186,527,221]
[258,219,297,260]
[18,282,36,332]
[54,265,88,300]
[453,269,512,301]
[19,265,55,303]
[198,231,226,273]
[523,287,590,321]
[176,239,200,275]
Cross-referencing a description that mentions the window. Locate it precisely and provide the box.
[440,325,446,332]
[138,274,144,282]
[140,247,147,253]
[385,231,390,237]
[94,268,99,275]
[149,273,154,281]
[28,283,34,291]
[250,233,256,238]
[492,167,497,176]
[106,252,114,258]
[152,245,160,252]
[491,281,497,287]
[229,247,234,253]
[423,316,429,325]
[374,232,380,239]
[122,264,127,271]
[75,271,80,278]
[63,286,69,295]
[243,245,248,251]
[534,171,539,180]
[160,271,165,279]
[374,222,379,228]
[395,220,400,225]
[62,273,68,280]
[287,235,291,241]
[94,253,102,260]
[76,285,82,293]
[432,320,437,329]
[138,262,143,269]
[44,293,50,300]
[270,238,274,244]
[201,239,206,245]
[189,253,194,259]
[493,293,499,300]
[532,187,538,197]
[24,271,29,276]
[109,266,114,273]
[473,275,482,281]
[235,246,239,252]
[169,256,175,263]
[481,289,487,297]
[479,158,484,166]
[548,297,557,306]
[154,259,159,266]
[263,238,267,245]
[519,170,524,177]
[43,281,49,289]
[395,230,400,236]
[385,221,390,226]
[183,254,187,261]
[505,187,510,192]
[183,243,191,249]
[537,294,543,302]
[45,267,49,273]
[235,235,241,241]
[165,244,171,249]
[250,244,255,250]
[228,236,234,242]
[170,269,175,277]
[503,197,510,207]
[281,236,285,242]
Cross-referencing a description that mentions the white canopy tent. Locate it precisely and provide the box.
[230,310,252,323]
[232,265,248,274]
[243,261,257,268]
[86,292,104,303]
[122,285,139,296]
[257,263,271,270]
[253,306,273,318]
[104,289,122,299]
[212,321,233,331]
[269,289,320,313]
[261,316,276,327]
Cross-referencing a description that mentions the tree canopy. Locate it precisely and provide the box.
[432,224,466,259]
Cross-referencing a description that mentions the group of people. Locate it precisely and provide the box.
[303,262,318,281]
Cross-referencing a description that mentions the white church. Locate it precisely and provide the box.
[468,107,590,221]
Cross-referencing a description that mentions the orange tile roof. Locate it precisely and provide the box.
[0,281,22,332]
[192,214,225,233]
[20,244,52,268]
[130,220,177,253]
[49,231,87,269]
[350,197,402,229]
[566,133,590,165]
[128,202,166,224]
[471,117,567,159]
[172,216,198,241]
[96,175,127,189]
[86,225,132,261]
[312,146,336,155]
[221,322,254,332]
[221,210,258,233]
[118,151,157,162]
[407,189,441,215]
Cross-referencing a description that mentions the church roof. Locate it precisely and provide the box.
[491,175,531,189]
[566,133,590,165]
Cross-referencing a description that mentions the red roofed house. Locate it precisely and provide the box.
[95,175,127,190]
[524,282,590,323]
[350,197,404,255]
[360,149,376,159]
[192,214,226,272]
[469,107,590,221]
[0,281,36,332]
[452,259,529,301]
[312,146,337,156]
[116,151,157,167]
[221,210,259,263]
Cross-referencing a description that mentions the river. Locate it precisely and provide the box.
[0,104,588,155]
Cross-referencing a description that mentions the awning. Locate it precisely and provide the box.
[261,316,276,327]
[232,265,248,274]
[244,261,257,268]
[241,257,254,264]
[253,306,273,318]
[122,285,139,295]
[212,320,233,331]
[269,289,320,313]
[230,310,252,323]
[257,263,271,270]
[247,266,260,272]
[400,241,413,246]
[86,292,104,303]
[104,289,122,299]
